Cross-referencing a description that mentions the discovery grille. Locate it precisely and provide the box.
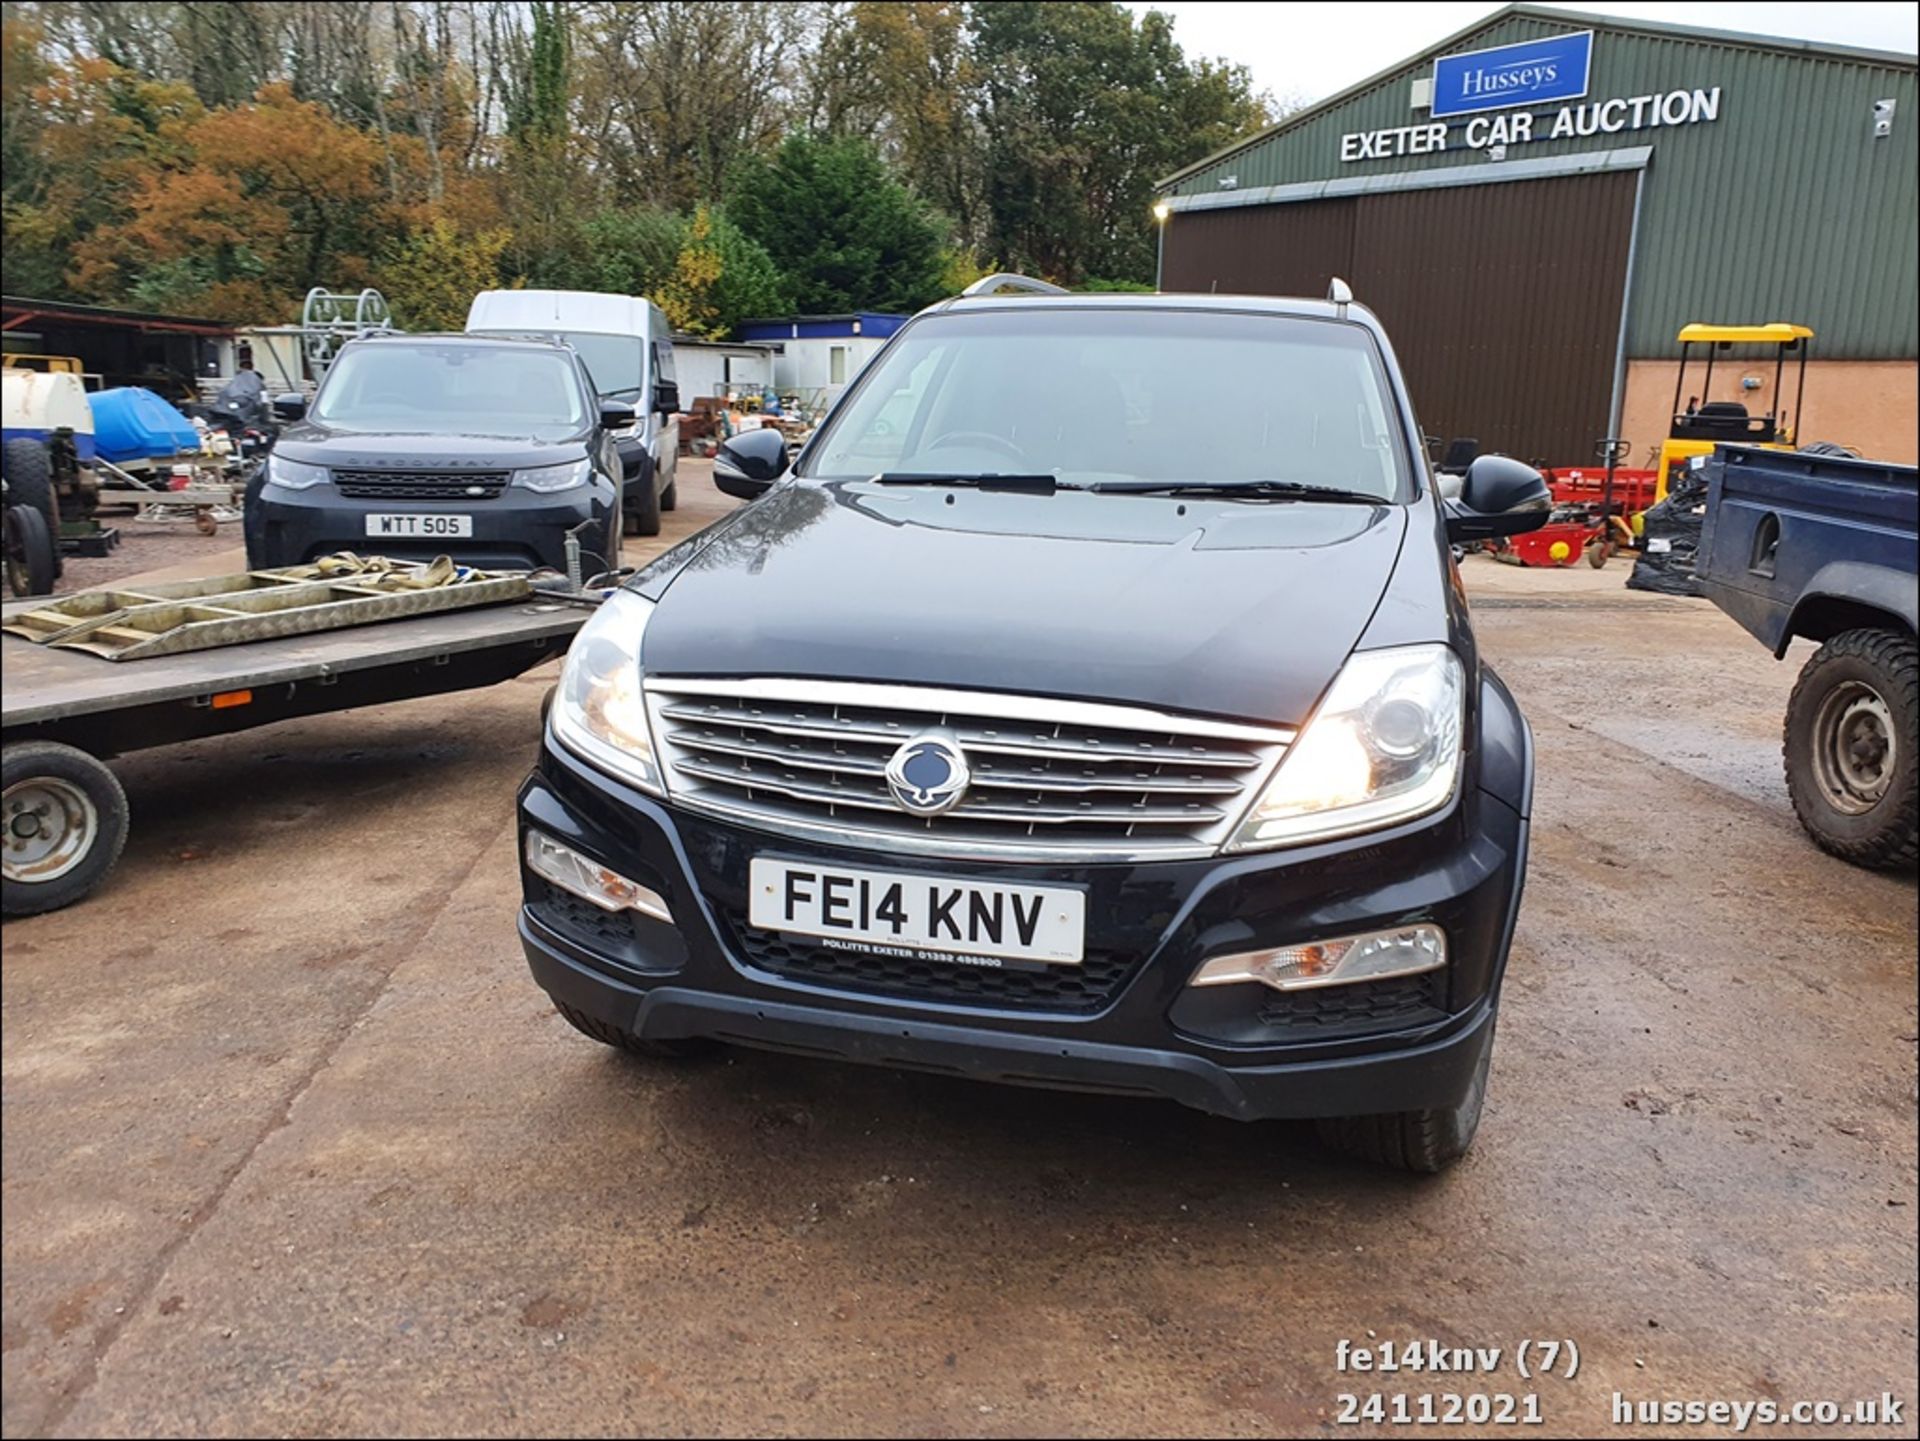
[333,469,510,500]
[646,679,1291,861]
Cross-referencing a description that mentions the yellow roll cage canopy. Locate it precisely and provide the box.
[1676,323,1814,345]
[1670,321,1816,446]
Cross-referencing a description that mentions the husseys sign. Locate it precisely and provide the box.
[1339,31,1723,163]
[1432,31,1594,117]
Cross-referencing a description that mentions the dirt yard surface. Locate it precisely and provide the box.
[41,513,242,594]
[5,468,1915,1437]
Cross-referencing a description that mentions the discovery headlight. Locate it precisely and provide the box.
[265,455,329,490]
[1228,644,1464,850]
[513,457,595,492]
[549,589,664,795]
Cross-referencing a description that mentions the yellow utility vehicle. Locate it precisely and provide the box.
[1656,322,1812,498]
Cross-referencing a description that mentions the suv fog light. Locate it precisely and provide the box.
[1189,923,1445,992]
[525,830,670,921]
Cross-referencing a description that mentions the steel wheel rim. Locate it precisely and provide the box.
[2,778,97,883]
[1812,681,1895,814]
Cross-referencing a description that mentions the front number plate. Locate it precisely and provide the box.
[748,858,1086,967]
[364,513,473,538]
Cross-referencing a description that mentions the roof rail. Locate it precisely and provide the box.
[961,272,1070,298]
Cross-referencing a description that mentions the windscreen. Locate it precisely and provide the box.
[313,344,585,438]
[803,309,1408,498]
[556,333,646,398]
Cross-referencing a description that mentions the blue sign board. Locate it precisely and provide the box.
[1431,31,1593,118]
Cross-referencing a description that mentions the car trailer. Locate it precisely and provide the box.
[2,590,590,915]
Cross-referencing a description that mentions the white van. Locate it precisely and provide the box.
[466,290,681,536]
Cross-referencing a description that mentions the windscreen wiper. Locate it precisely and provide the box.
[1085,478,1387,504]
[873,472,1060,492]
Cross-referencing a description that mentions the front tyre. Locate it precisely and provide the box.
[2,742,130,916]
[1315,1035,1491,1173]
[625,473,662,538]
[1784,627,1919,869]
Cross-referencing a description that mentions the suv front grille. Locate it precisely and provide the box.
[727,914,1138,1012]
[333,469,510,500]
[647,679,1291,861]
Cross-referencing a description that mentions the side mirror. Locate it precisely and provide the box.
[599,399,638,430]
[1444,454,1551,541]
[272,393,307,422]
[653,379,681,416]
[714,425,789,500]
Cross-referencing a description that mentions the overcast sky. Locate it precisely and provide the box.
[1129,2,1919,109]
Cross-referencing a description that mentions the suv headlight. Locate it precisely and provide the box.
[514,457,594,493]
[1227,644,1464,850]
[549,589,663,794]
[266,455,329,490]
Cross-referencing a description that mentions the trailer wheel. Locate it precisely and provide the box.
[2,742,130,915]
[1784,628,1919,869]
[2,437,63,579]
[4,504,56,596]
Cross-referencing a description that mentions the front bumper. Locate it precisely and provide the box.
[516,721,1531,1123]
[249,480,616,572]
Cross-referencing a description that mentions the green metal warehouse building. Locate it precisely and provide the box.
[1154,4,1919,466]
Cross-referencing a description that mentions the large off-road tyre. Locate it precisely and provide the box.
[2,742,129,916]
[4,504,56,597]
[1315,1033,1492,1173]
[553,999,717,1059]
[1783,627,1919,869]
[3,437,62,578]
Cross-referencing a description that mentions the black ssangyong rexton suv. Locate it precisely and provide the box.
[516,282,1551,1170]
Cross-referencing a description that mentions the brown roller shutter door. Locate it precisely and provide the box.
[1161,171,1640,464]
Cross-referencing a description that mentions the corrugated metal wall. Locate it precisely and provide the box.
[1163,171,1638,461]
[1163,13,1919,358]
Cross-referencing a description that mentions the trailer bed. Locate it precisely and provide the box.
[2,596,586,754]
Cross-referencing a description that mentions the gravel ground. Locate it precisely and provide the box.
[3,472,1914,1437]
[43,515,243,594]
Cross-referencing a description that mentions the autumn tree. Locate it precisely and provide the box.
[375,217,510,329]
[70,83,393,319]
[972,1,1269,283]
[653,205,789,339]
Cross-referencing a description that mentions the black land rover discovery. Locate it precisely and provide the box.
[515,283,1550,1171]
[245,333,629,574]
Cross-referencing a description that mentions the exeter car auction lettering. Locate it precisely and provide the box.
[1339,86,1721,162]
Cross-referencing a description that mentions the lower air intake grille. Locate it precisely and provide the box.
[1256,972,1447,1038]
[728,915,1137,1013]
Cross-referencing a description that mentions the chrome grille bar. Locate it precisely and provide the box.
[646,678,1290,863]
